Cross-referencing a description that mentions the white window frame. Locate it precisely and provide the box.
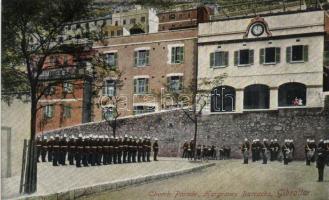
[212,51,227,68]
[43,105,54,119]
[171,46,184,64]
[63,82,73,93]
[103,80,116,97]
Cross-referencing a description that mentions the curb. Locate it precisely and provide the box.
[13,163,215,200]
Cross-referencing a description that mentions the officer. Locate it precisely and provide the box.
[241,138,250,164]
[153,138,159,161]
[146,136,152,162]
[273,139,280,161]
[36,136,42,162]
[137,137,143,162]
[76,134,83,167]
[261,138,269,164]
[316,140,327,182]
[67,135,76,165]
[47,136,54,162]
[132,136,138,163]
[122,135,128,163]
[113,137,119,164]
[182,140,188,158]
[305,139,315,166]
[52,135,60,166]
[127,136,133,163]
[282,139,290,165]
[41,136,48,162]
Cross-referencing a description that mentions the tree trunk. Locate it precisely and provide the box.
[24,87,38,194]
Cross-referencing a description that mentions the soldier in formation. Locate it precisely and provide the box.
[36,134,160,168]
[316,139,328,182]
[305,139,316,166]
[241,138,250,164]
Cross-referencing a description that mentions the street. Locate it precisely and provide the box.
[78,160,329,200]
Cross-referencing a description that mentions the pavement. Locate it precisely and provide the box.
[1,157,215,200]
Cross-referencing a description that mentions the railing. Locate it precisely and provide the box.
[38,66,93,81]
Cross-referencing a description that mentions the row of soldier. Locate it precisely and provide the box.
[241,138,296,165]
[36,134,159,167]
[181,139,231,160]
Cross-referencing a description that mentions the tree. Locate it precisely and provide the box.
[162,74,227,160]
[2,0,92,193]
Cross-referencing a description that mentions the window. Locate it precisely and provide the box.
[117,30,122,36]
[130,18,136,24]
[278,82,306,107]
[171,46,184,64]
[43,105,54,119]
[287,45,308,63]
[234,49,254,66]
[244,84,270,109]
[133,106,155,115]
[141,16,146,22]
[134,78,149,94]
[105,53,117,68]
[45,86,56,96]
[167,76,183,92]
[63,105,72,118]
[260,47,280,64]
[169,14,176,20]
[103,80,116,96]
[211,86,236,112]
[210,51,229,68]
[134,50,150,67]
[63,82,73,93]
[123,19,126,25]
[111,31,115,36]
[115,21,118,26]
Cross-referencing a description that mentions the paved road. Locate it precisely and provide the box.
[1,157,207,200]
[79,160,329,200]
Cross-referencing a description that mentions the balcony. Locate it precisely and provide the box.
[38,65,93,81]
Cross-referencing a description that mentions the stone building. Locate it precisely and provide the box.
[198,10,329,114]
[93,28,197,120]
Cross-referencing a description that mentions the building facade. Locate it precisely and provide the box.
[93,28,197,120]
[198,10,328,114]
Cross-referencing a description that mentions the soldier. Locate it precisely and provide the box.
[288,139,295,161]
[142,136,147,162]
[108,136,114,164]
[97,135,103,165]
[261,139,269,164]
[103,135,109,165]
[187,142,192,160]
[241,138,250,164]
[190,139,195,159]
[196,144,202,160]
[132,136,138,163]
[127,136,133,163]
[325,139,329,166]
[251,140,257,162]
[146,136,152,162]
[137,137,143,162]
[273,139,280,161]
[67,136,76,165]
[60,134,69,165]
[153,138,159,161]
[47,136,54,162]
[76,134,83,167]
[113,137,119,164]
[36,136,42,162]
[224,145,231,159]
[182,140,188,158]
[211,145,216,160]
[82,135,90,167]
[316,140,327,182]
[305,139,315,166]
[122,135,128,163]
[118,136,123,164]
[52,135,60,166]
[90,135,97,166]
[282,140,290,165]
[41,136,48,162]
[219,145,224,160]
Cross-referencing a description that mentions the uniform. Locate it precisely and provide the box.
[132,137,138,163]
[113,137,119,164]
[123,135,128,163]
[41,136,48,162]
[82,137,90,167]
[305,139,316,166]
[137,138,143,162]
[127,136,133,163]
[282,141,290,165]
[196,145,202,160]
[241,139,250,164]
[118,137,123,164]
[47,137,54,162]
[182,141,188,158]
[59,135,68,165]
[316,140,327,182]
[103,136,110,165]
[146,137,152,162]
[76,135,83,167]
[52,135,60,166]
[36,136,42,162]
[190,139,195,159]
[67,136,76,165]
[153,138,159,161]
[261,139,269,164]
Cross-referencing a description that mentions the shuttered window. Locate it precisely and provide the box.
[234,49,254,66]
[134,78,149,94]
[171,47,184,64]
[103,80,116,96]
[286,45,308,63]
[105,53,117,68]
[134,50,149,67]
[260,47,281,64]
[210,51,229,68]
[133,106,155,115]
[43,105,54,119]
[167,76,183,92]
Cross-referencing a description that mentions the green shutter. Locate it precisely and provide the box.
[50,105,54,118]
[249,50,254,65]
[224,52,229,66]
[171,47,176,64]
[275,47,281,63]
[234,51,238,66]
[179,76,183,90]
[260,48,265,64]
[146,50,150,65]
[114,53,118,67]
[134,51,138,67]
[210,52,214,68]
[145,79,149,93]
[286,47,291,63]
[180,47,184,63]
[303,45,308,62]
[134,79,137,93]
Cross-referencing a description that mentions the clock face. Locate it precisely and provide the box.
[251,23,265,36]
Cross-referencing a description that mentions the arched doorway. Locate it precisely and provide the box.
[211,86,236,112]
[278,82,306,107]
[244,84,270,109]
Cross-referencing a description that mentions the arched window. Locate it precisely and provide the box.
[244,84,270,109]
[278,82,306,107]
[211,86,236,112]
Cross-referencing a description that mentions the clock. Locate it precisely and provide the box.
[251,23,265,36]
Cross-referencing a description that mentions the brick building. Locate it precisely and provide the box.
[93,28,198,120]
[36,45,94,133]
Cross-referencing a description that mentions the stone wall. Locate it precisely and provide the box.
[44,108,329,160]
